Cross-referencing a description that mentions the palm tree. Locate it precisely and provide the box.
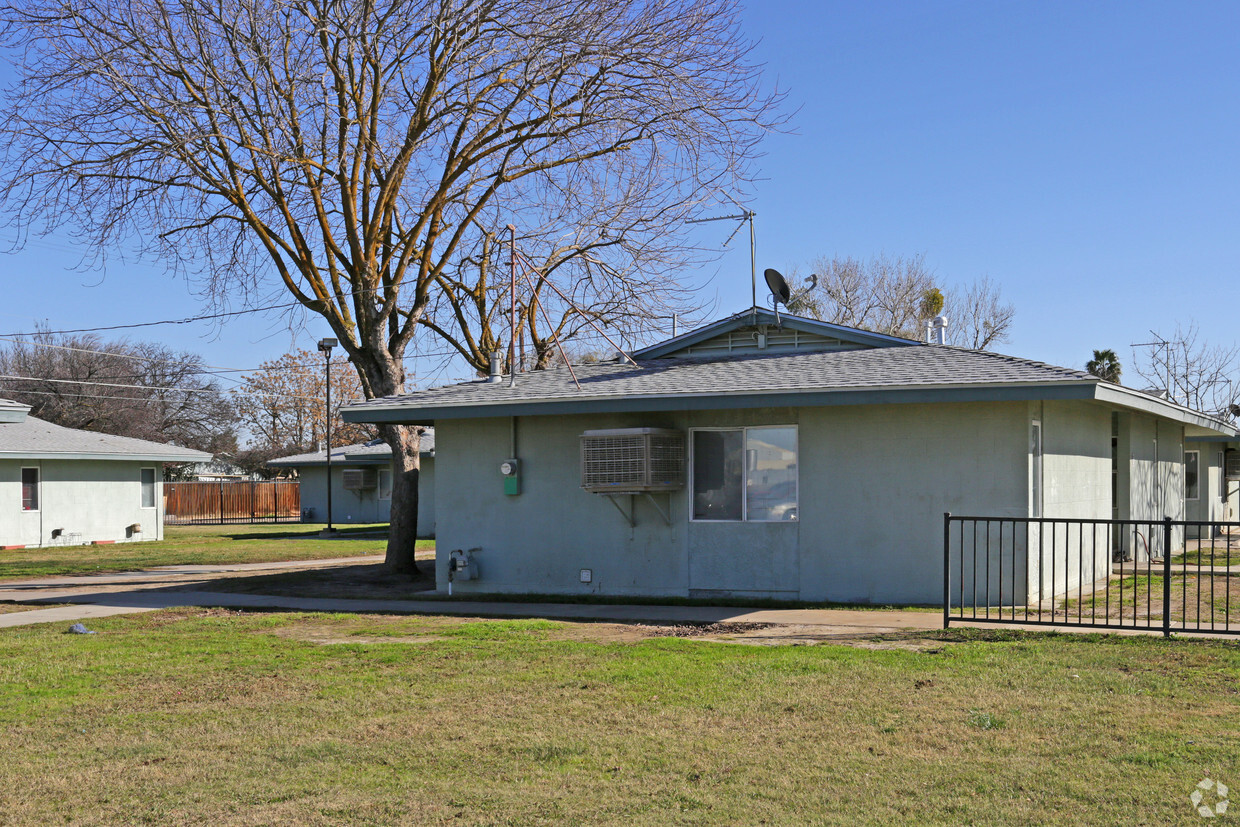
[1086,349,1122,384]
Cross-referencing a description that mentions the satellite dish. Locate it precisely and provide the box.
[764,268,791,305]
[763,268,792,326]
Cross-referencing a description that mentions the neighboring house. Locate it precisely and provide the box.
[0,398,210,548]
[341,308,1235,605]
[267,433,436,536]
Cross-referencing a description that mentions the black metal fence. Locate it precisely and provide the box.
[944,513,1240,637]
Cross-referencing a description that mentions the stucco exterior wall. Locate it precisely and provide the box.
[1123,414,1184,558]
[298,459,436,536]
[1025,401,1112,601]
[0,459,166,547]
[435,401,1066,605]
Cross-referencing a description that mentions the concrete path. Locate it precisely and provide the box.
[0,557,944,633]
[1,555,378,591]
[1,587,945,632]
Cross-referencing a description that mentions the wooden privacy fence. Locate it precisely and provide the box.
[164,481,301,525]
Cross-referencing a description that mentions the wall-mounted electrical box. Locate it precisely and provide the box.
[580,428,685,493]
[500,458,521,496]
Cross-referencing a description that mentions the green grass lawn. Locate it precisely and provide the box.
[0,611,1236,825]
[0,524,433,580]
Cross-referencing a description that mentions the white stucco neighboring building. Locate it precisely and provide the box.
[0,398,211,548]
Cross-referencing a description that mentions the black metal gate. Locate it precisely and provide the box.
[944,513,1240,636]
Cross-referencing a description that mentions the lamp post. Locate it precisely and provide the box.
[318,337,338,534]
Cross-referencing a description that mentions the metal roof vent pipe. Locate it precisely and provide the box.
[487,352,503,383]
[931,314,948,346]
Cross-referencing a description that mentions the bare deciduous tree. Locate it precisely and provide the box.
[232,349,377,452]
[1131,324,1240,418]
[944,276,1015,350]
[0,0,782,573]
[0,331,238,452]
[787,254,1015,348]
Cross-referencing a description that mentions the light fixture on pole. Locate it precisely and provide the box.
[318,337,338,535]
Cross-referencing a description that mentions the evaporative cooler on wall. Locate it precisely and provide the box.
[342,469,377,491]
[580,428,685,526]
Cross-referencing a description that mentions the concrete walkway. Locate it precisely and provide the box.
[0,557,944,633]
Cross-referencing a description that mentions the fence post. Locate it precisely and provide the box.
[1163,516,1173,638]
[250,481,256,523]
[219,481,225,525]
[943,512,951,629]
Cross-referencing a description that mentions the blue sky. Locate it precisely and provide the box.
[1,0,1237,386]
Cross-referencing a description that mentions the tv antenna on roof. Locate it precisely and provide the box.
[686,193,757,317]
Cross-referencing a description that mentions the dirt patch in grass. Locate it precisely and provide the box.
[270,615,954,650]
[0,602,71,614]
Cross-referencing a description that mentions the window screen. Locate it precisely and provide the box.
[21,467,38,512]
[378,469,393,500]
[1030,422,1042,518]
[141,468,156,508]
[1185,451,1199,501]
[692,430,743,520]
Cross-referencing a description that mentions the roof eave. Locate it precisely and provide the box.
[0,450,213,462]
[1092,383,1237,437]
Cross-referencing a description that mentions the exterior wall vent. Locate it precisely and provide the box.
[581,428,685,493]
[342,468,378,491]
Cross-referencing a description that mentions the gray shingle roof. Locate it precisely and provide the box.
[267,430,435,467]
[0,414,212,461]
[347,345,1094,413]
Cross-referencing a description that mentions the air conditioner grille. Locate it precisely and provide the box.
[342,468,378,490]
[581,428,685,493]
[1227,450,1240,481]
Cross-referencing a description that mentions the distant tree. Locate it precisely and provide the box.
[231,350,376,453]
[0,330,237,453]
[1086,349,1123,384]
[944,276,1015,350]
[1131,324,1239,418]
[787,254,1015,348]
[231,445,305,480]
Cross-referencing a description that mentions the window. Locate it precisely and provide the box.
[1218,452,1226,501]
[20,467,38,512]
[1185,451,1199,501]
[691,426,797,521]
[378,468,392,500]
[140,467,156,509]
[1030,421,1042,518]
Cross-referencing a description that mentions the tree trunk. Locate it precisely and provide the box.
[382,423,423,575]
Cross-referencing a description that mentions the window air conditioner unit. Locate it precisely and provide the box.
[1226,450,1240,481]
[342,468,377,491]
[580,428,685,493]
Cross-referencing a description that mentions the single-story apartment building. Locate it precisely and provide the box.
[268,433,435,536]
[342,308,1235,605]
[0,398,211,547]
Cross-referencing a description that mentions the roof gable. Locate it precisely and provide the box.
[634,307,920,360]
